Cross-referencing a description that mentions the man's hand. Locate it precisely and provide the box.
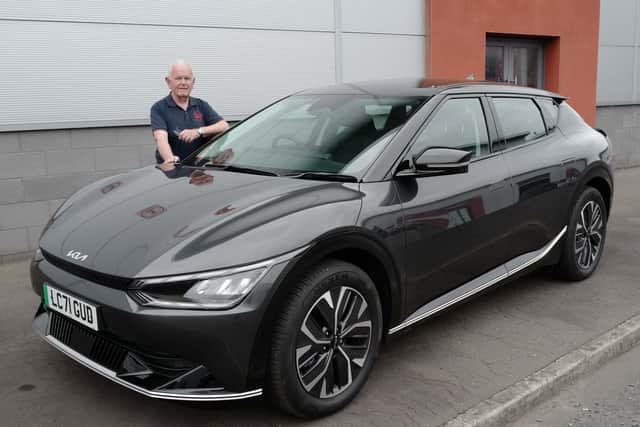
[179,129,201,143]
[158,162,177,172]
[162,155,180,165]
[153,129,178,164]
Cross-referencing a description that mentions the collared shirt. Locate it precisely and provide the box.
[150,94,223,162]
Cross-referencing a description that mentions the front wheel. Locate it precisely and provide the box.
[266,259,383,418]
[556,187,607,280]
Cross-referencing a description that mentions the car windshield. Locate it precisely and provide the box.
[189,94,427,177]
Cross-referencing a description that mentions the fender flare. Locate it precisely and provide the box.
[570,161,614,221]
[245,227,404,388]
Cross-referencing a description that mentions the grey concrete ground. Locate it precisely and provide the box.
[0,167,639,426]
[513,342,640,427]
[445,311,640,427]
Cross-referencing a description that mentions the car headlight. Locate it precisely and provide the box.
[128,245,309,310]
[130,266,268,310]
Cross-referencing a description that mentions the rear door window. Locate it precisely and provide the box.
[492,97,546,149]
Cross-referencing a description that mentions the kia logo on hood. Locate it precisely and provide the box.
[66,250,88,262]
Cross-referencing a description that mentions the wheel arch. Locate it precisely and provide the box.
[554,163,611,280]
[548,162,613,271]
[585,176,612,217]
[246,228,403,389]
[576,162,613,219]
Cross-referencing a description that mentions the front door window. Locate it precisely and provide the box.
[410,98,490,158]
[486,37,544,88]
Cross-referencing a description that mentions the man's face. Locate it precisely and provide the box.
[165,64,195,99]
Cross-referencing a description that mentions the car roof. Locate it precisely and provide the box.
[298,78,566,101]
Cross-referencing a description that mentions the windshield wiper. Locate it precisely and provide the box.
[284,171,358,182]
[202,163,279,177]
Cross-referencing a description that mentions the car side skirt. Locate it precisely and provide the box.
[388,226,567,335]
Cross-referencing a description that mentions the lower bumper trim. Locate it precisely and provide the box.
[40,333,262,401]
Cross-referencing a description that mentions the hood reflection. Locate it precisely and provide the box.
[158,164,215,188]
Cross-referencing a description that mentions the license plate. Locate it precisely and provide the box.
[43,283,99,331]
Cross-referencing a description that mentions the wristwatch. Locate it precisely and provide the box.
[197,127,205,137]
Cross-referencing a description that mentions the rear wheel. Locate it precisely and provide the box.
[266,259,382,418]
[557,187,607,280]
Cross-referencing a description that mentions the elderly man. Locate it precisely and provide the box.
[150,60,229,164]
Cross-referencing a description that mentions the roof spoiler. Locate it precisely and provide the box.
[551,94,567,104]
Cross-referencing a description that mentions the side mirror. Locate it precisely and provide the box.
[397,147,472,177]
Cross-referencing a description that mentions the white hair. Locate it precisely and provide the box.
[168,60,193,77]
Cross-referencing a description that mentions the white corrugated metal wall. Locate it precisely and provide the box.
[597,0,640,105]
[595,0,640,170]
[0,0,425,132]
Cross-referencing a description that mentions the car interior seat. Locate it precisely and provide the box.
[330,110,382,164]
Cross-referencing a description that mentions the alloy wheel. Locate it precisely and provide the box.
[575,200,604,270]
[295,286,373,399]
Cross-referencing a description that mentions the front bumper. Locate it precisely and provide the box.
[33,308,262,401]
[31,254,290,400]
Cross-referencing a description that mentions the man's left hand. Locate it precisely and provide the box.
[178,129,200,143]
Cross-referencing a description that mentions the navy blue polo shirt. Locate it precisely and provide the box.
[150,94,223,162]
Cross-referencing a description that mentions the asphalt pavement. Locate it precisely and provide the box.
[513,342,640,426]
[1,167,639,426]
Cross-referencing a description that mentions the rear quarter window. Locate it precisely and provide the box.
[538,98,559,131]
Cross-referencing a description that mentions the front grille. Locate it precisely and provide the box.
[48,312,197,379]
[49,312,127,371]
[42,249,132,289]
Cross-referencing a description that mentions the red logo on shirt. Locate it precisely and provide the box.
[193,111,203,121]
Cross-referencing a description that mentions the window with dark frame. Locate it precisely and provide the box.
[486,37,545,89]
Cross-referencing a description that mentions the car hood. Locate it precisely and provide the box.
[40,166,363,279]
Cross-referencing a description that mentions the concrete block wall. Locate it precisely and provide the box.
[596,105,640,169]
[0,126,156,263]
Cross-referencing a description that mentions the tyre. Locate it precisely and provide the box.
[266,259,383,418]
[556,187,607,280]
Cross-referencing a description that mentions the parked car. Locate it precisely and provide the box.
[31,79,613,417]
